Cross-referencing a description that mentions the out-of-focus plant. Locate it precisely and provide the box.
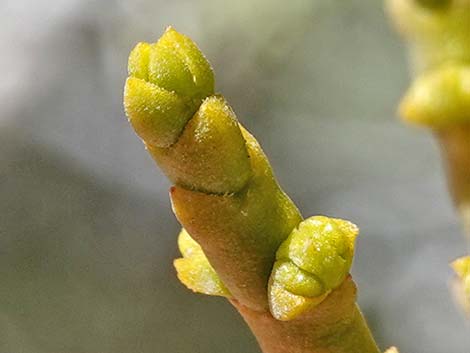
[451,256,470,313]
[122,27,393,353]
[387,0,470,312]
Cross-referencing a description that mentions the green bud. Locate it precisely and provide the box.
[174,229,231,297]
[276,216,358,290]
[268,272,330,321]
[128,42,151,81]
[147,96,252,194]
[271,261,324,298]
[124,27,215,147]
[124,77,195,147]
[400,65,470,127]
[269,216,358,320]
[148,27,215,102]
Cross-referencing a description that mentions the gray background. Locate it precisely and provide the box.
[1,0,469,352]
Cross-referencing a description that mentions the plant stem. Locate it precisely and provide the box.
[124,27,381,353]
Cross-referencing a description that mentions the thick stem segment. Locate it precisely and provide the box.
[169,124,302,310]
[124,27,380,352]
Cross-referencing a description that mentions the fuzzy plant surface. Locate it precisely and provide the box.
[123,27,387,353]
[387,0,470,313]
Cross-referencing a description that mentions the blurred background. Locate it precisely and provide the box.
[1,0,469,352]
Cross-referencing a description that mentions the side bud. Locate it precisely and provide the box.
[269,216,359,320]
[174,229,231,297]
[400,65,470,127]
